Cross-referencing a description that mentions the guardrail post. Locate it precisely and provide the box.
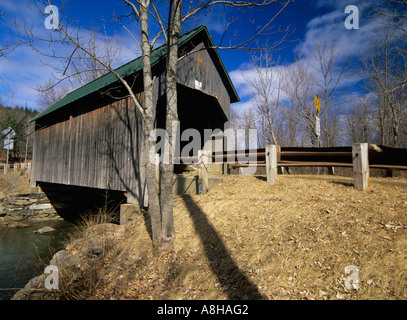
[352,143,369,191]
[265,145,277,186]
[198,150,210,194]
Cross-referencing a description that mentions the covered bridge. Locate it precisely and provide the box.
[29,25,239,220]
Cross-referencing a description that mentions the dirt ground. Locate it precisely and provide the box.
[52,173,407,300]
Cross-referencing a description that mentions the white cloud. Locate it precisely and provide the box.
[228,1,387,117]
[231,98,254,115]
[0,44,55,107]
[306,10,344,30]
[200,14,228,35]
[229,68,256,98]
[0,2,143,110]
[230,63,293,117]
[183,3,229,36]
[312,0,356,10]
[1,0,32,14]
[295,4,383,60]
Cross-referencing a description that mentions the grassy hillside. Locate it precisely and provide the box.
[14,174,407,300]
[0,171,31,196]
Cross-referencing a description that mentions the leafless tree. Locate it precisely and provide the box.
[65,27,125,87]
[33,26,126,110]
[0,42,19,58]
[231,107,257,148]
[358,1,407,147]
[361,25,407,146]
[280,108,302,146]
[312,41,350,147]
[242,51,284,146]
[281,54,318,147]
[35,79,71,110]
[345,94,378,144]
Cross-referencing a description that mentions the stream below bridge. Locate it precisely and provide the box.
[0,219,75,300]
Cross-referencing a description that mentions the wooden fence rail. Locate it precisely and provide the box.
[212,144,407,191]
[0,162,32,174]
[220,144,407,171]
[176,144,406,191]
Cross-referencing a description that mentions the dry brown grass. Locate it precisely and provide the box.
[0,171,31,196]
[61,174,407,300]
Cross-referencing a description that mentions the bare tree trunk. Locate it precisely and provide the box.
[391,100,399,146]
[159,0,182,251]
[139,0,162,249]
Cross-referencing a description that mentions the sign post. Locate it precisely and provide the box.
[314,93,321,174]
[315,116,320,138]
[2,127,16,174]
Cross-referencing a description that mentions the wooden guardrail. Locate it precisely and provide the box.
[0,162,32,174]
[217,144,407,171]
[147,144,407,194]
[211,144,407,191]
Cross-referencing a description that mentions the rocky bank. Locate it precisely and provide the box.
[0,192,62,228]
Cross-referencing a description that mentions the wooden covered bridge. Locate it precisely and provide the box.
[29,25,239,221]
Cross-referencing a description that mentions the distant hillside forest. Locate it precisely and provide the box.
[0,104,39,162]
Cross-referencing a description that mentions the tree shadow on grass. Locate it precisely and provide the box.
[182,194,265,300]
[330,180,354,188]
[254,175,267,182]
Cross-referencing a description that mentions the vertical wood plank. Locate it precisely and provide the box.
[47,126,53,182]
[89,108,96,188]
[29,126,37,187]
[55,122,61,183]
[74,109,82,186]
[69,114,77,185]
[265,145,277,186]
[93,108,99,188]
[353,143,369,191]
[83,111,90,187]
[122,99,129,192]
[113,101,120,189]
[103,104,109,187]
[62,116,68,184]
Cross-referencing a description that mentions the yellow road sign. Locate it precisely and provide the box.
[314,93,321,116]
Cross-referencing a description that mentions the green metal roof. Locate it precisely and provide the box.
[31,25,239,122]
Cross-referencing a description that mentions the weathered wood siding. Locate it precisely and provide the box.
[32,96,146,203]
[177,42,231,119]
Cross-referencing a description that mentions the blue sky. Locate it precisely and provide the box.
[0,0,380,112]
